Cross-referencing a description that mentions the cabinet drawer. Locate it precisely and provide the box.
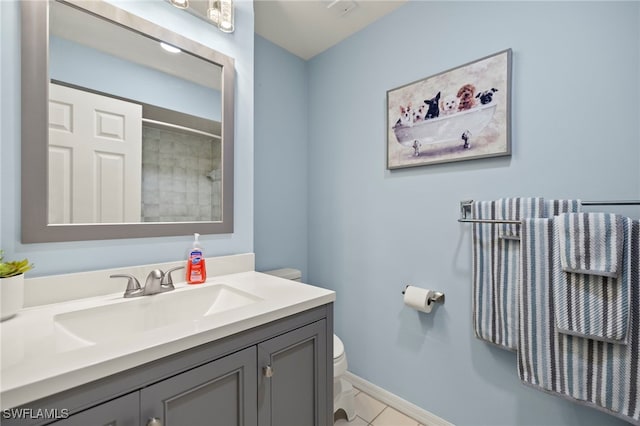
[49,392,138,426]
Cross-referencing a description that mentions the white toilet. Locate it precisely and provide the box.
[263,268,356,421]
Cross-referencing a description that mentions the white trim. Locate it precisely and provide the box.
[344,371,454,426]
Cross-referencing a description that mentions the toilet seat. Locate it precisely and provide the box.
[333,334,348,377]
[332,334,355,421]
[333,334,344,359]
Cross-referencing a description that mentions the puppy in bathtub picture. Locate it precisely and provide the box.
[439,95,459,116]
[394,104,413,127]
[457,84,476,111]
[476,88,498,105]
[413,104,427,124]
[423,92,441,119]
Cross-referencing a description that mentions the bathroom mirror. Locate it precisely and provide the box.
[21,0,235,242]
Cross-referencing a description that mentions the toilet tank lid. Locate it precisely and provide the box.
[262,268,302,281]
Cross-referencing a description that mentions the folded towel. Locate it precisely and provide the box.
[472,197,544,350]
[518,217,640,425]
[497,200,582,241]
[553,214,631,344]
[556,213,624,277]
[544,199,581,217]
[496,197,543,239]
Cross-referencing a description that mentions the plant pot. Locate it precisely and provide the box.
[1,274,24,321]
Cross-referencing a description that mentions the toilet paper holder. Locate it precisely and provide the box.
[401,286,445,305]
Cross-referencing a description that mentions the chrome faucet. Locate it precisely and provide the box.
[142,269,165,295]
[110,266,185,298]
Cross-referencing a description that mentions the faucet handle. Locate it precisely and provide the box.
[110,274,143,298]
[161,266,185,288]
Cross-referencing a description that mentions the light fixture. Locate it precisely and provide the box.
[169,0,234,34]
[170,0,189,9]
[207,0,234,33]
[207,0,220,23]
[160,42,181,53]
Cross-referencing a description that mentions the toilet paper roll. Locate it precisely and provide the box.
[403,286,434,313]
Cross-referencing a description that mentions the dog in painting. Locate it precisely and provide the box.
[439,95,459,116]
[476,88,498,105]
[457,84,477,111]
[423,92,441,119]
[394,104,413,127]
[413,104,427,123]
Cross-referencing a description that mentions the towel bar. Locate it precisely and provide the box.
[458,199,640,224]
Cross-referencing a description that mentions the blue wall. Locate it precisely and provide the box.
[50,36,222,121]
[1,0,254,276]
[299,1,638,425]
[254,4,640,424]
[253,35,309,279]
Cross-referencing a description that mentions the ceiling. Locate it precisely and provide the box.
[54,0,405,76]
[253,0,408,60]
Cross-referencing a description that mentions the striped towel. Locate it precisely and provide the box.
[556,213,624,277]
[518,217,640,425]
[545,199,582,217]
[553,213,629,344]
[472,197,544,350]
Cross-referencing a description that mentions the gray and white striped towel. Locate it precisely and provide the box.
[545,199,582,217]
[556,213,624,277]
[518,217,639,425]
[472,197,544,350]
[553,214,631,344]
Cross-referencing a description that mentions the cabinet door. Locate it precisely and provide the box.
[140,346,257,426]
[49,392,139,426]
[258,320,328,426]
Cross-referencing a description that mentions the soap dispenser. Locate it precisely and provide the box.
[186,233,207,284]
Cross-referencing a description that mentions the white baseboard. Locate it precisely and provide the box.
[343,371,454,426]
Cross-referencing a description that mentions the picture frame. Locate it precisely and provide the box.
[387,49,512,169]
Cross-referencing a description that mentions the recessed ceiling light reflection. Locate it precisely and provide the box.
[170,0,189,9]
[160,42,181,54]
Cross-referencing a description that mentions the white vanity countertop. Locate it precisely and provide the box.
[0,271,335,409]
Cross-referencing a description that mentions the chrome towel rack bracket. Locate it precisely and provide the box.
[458,200,521,224]
[458,199,640,225]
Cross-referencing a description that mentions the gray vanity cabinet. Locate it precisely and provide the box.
[8,305,333,426]
[258,320,327,426]
[140,346,257,426]
[46,392,139,426]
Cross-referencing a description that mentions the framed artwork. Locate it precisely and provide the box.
[387,49,512,169]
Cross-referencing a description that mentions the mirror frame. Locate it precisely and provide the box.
[21,0,235,243]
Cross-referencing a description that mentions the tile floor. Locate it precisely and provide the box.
[334,387,424,426]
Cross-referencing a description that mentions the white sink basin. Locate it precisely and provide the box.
[54,284,262,347]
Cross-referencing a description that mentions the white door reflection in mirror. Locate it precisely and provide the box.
[48,83,142,224]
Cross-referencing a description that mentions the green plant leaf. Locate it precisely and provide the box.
[0,250,34,278]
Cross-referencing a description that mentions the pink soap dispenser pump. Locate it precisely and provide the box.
[186,233,207,284]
